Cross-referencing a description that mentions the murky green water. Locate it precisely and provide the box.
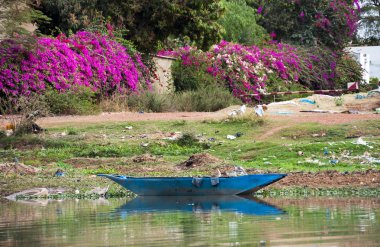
[0,196,379,246]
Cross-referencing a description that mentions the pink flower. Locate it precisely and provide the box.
[257,6,263,14]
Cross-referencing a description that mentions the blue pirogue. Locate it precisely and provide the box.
[98,173,287,196]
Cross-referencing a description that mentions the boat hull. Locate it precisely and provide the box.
[98,174,287,196]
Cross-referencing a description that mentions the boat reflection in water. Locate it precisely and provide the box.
[116,195,285,216]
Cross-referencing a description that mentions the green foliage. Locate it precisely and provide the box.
[250,0,359,51]
[172,59,219,92]
[126,86,239,113]
[334,96,344,106]
[34,0,224,52]
[360,77,380,92]
[176,133,199,147]
[0,0,50,37]
[334,52,364,88]
[218,0,268,45]
[356,0,380,45]
[174,85,241,112]
[126,91,172,113]
[44,88,99,115]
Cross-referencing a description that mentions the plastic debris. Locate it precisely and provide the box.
[299,99,316,104]
[228,105,247,117]
[141,143,149,147]
[125,126,133,130]
[227,135,237,140]
[329,159,339,165]
[352,137,373,149]
[235,132,243,138]
[85,186,109,197]
[376,108,380,114]
[355,94,366,99]
[274,111,294,115]
[254,105,264,117]
[323,147,329,156]
[5,129,13,137]
[54,169,65,177]
[240,105,247,114]
[235,166,247,176]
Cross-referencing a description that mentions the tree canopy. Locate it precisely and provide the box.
[0,0,48,39]
[218,0,268,45]
[357,0,380,44]
[34,0,224,52]
[248,0,360,51]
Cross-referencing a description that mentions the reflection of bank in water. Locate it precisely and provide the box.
[115,195,285,216]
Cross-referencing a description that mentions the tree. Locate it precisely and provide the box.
[0,0,49,39]
[248,0,360,51]
[34,0,224,52]
[218,0,268,45]
[357,0,380,44]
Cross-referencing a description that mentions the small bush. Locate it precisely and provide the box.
[99,93,129,112]
[174,85,241,112]
[334,96,344,106]
[127,91,172,112]
[177,132,199,147]
[44,88,99,115]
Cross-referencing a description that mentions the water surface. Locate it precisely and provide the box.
[0,196,379,246]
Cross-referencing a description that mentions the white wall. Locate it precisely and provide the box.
[347,46,380,81]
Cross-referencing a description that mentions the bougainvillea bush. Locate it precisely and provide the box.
[0,31,151,97]
[159,40,362,101]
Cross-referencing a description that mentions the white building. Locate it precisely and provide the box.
[347,46,380,83]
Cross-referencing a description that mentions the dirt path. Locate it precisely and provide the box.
[22,110,378,128]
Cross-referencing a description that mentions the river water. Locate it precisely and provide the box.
[0,196,379,246]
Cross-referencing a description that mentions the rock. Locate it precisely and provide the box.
[5,188,49,200]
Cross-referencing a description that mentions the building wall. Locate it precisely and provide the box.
[152,56,175,93]
[347,46,380,81]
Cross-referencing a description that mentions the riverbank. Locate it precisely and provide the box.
[1,107,379,198]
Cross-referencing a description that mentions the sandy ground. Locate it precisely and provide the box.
[27,111,378,128]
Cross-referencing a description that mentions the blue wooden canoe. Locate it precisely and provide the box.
[98,174,287,196]
[116,195,285,216]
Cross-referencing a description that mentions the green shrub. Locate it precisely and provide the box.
[334,52,363,89]
[334,96,344,106]
[360,77,379,92]
[176,132,199,147]
[171,59,219,92]
[127,91,172,112]
[174,85,241,112]
[44,87,99,115]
